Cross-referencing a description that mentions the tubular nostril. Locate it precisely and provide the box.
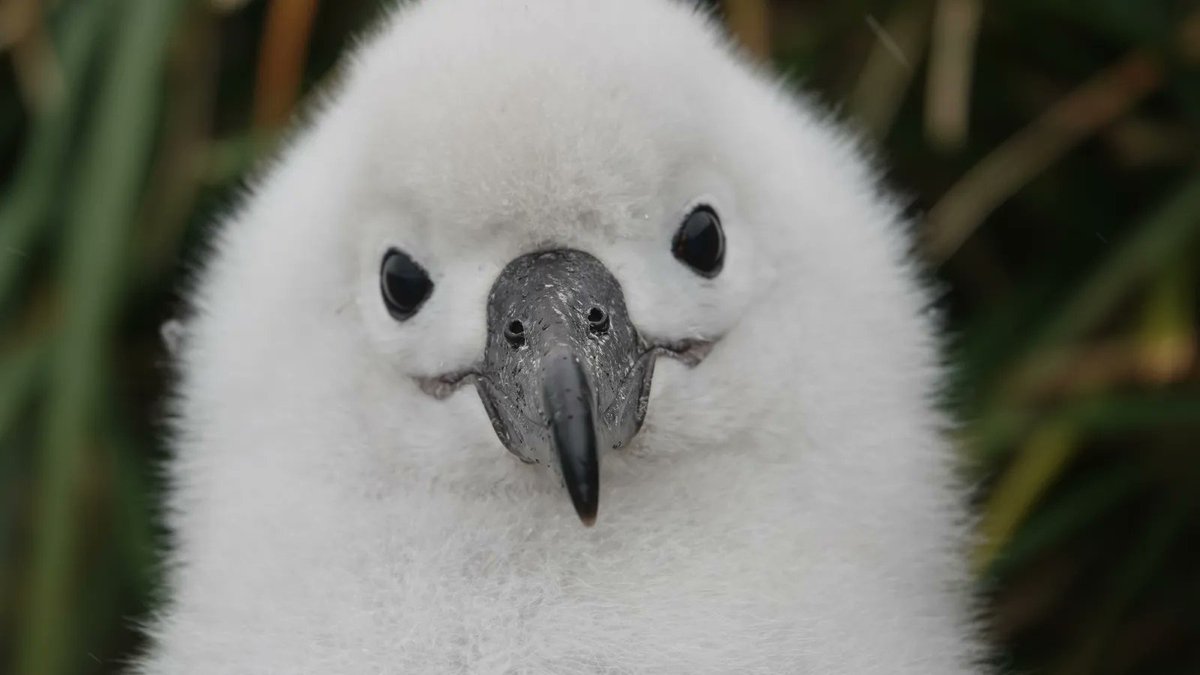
[505,319,526,347]
[587,306,610,334]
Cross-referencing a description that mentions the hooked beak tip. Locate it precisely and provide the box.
[565,480,599,526]
[542,347,602,527]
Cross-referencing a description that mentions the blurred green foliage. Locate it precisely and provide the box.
[1,0,1199,673]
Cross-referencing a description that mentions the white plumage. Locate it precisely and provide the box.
[138,0,984,672]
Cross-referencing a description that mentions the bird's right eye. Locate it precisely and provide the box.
[380,249,433,320]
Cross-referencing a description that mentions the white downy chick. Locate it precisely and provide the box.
[138,0,985,672]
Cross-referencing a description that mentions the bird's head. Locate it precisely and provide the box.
[221,0,911,529]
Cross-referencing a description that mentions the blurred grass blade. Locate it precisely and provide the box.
[924,51,1163,261]
[1136,259,1196,383]
[136,6,220,282]
[924,0,982,151]
[986,464,1144,579]
[253,0,321,130]
[999,170,1200,400]
[1032,170,1200,351]
[0,0,115,311]
[724,0,771,60]
[971,390,1200,466]
[0,339,47,441]
[849,1,932,139]
[107,396,158,590]
[975,421,1079,572]
[18,1,186,673]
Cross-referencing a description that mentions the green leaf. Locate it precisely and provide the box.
[18,1,187,673]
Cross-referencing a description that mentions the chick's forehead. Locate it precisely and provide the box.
[338,0,744,249]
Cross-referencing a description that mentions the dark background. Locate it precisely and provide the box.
[2,0,1199,673]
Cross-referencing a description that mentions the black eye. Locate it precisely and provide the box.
[380,249,433,320]
[672,205,725,277]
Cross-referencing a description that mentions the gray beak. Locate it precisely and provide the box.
[475,249,655,525]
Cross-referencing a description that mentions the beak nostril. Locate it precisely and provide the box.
[587,307,610,334]
[505,319,526,347]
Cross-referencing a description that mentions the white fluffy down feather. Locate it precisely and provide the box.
[136,0,985,672]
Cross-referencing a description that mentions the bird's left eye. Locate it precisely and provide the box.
[380,249,433,320]
[672,204,725,277]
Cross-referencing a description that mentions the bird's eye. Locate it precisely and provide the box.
[380,248,433,320]
[672,205,725,277]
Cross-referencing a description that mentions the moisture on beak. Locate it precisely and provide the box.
[474,249,654,526]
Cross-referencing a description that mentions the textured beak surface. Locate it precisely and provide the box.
[475,249,654,525]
